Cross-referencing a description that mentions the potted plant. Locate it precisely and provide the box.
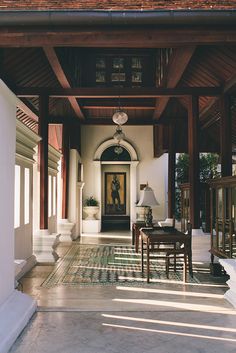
[83,196,99,220]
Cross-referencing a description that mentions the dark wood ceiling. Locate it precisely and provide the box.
[0,22,236,153]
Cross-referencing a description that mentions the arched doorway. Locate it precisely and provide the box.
[93,139,139,231]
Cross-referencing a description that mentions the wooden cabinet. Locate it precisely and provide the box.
[180,182,210,233]
[209,176,236,259]
[180,183,190,233]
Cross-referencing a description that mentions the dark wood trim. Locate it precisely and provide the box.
[220,94,232,177]
[15,86,222,98]
[38,95,49,229]
[43,47,85,120]
[1,27,236,47]
[209,175,236,186]
[153,46,196,121]
[201,73,236,129]
[188,95,200,229]
[168,124,176,218]
[61,124,70,219]
[70,122,81,153]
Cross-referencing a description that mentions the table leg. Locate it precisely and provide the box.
[135,228,139,253]
[174,243,176,272]
[147,240,150,283]
[187,243,193,277]
[132,225,135,246]
[183,252,187,283]
[189,254,193,277]
[141,238,144,272]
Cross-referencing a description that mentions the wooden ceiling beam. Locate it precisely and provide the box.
[17,98,39,122]
[201,72,236,129]
[83,105,155,110]
[43,47,84,120]
[1,27,236,47]
[82,118,154,125]
[16,86,222,98]
[153,46,196,121]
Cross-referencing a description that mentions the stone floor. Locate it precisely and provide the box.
[10,232,236,353]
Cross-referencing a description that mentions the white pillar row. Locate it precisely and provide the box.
[0,80,36,353]
[33,142,61,263]
[77,181,85,237]
[59,149,82,241]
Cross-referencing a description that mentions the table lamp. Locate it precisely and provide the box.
[137,183,159,226]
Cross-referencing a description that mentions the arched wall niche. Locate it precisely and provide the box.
[94,138,138,161]
[93,138,139,230]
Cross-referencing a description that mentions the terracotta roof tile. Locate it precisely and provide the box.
[0,0,236,10]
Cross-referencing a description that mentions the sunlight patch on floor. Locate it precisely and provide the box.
[102,313,236,332]
[102,323,236,342]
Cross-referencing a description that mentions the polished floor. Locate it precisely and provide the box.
[10,232,236,353]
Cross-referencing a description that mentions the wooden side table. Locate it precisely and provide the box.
[132,222,146,252]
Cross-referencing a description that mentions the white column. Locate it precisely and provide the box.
[77,181,85,236]
[82,161,101,233]
[219,259,236,308]
[33,146,61,262]
[0,80,36,353]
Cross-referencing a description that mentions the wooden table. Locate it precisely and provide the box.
[132,222,146,252]
[132,222,159,253]
[140,228,193,283]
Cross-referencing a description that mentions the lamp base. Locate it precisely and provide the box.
[145,207,153,227]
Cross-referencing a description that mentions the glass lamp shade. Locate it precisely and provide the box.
[113,125,126,142]
[112,109,128,125]
[137,185,159,207]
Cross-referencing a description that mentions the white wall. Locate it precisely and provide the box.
[81,125,168,221]
[0,82,16,304]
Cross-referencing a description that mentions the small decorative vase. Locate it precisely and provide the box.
[83,206,99,220]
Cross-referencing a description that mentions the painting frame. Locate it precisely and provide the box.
[105,172,126,215]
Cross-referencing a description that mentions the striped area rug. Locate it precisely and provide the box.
[41,244,198,287]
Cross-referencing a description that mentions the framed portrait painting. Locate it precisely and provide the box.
[105,172,126,215]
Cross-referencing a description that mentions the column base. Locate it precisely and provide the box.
[33,230,61,263]
[15,255,37,286]
[57,219,75,242]
[82,219,101,233]
[0,290,37,353]
[219,259,236,308]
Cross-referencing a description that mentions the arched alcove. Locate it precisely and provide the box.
[94,138,138,161]
[101,145,131,161]
[93,139,139,231]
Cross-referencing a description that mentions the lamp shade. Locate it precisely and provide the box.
[137,184,159,207]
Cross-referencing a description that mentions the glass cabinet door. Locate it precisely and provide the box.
[217,188,223,253]
[232,187,236,258]
[211,188,217,249]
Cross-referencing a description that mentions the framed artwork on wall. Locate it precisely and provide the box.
[105,172,126,215]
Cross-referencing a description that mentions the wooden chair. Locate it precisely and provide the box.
[165,223,193,282]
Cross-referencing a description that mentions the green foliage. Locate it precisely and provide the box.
[176,154,189,184]
[84,196,99,206]
[199,153,219,181]
[175,153,220,220]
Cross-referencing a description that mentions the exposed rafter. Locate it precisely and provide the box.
[153,46,196,121]
[43,47,84,120]
[16,86,222,98]
[201,72,236,129]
